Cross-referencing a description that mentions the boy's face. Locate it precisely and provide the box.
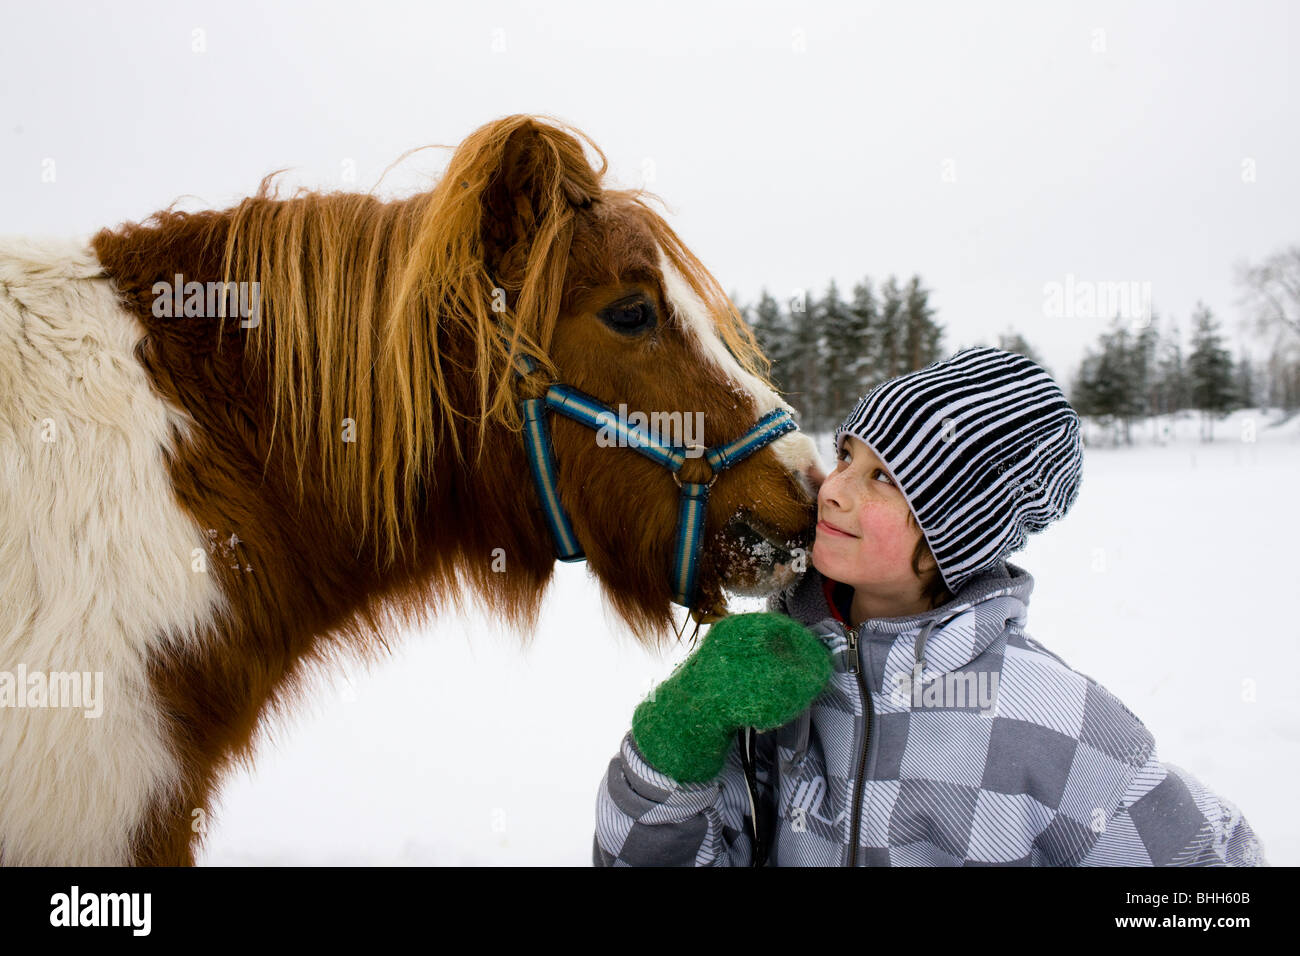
[812,435,929,597]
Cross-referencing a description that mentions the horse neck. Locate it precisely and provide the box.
[92,196,552,634]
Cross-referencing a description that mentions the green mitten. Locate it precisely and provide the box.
[631,612,833,784]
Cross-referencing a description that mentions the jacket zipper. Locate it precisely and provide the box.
[844,625,871,867]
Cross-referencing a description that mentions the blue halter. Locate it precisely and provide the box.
[511,352,797,609]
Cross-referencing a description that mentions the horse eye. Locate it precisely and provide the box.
[598,297,656,335]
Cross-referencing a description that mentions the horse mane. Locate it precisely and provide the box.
[144,115,776,571]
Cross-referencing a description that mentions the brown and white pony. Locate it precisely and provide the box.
[0,114,822,865]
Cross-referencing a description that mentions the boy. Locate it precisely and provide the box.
[593,347,1266,866]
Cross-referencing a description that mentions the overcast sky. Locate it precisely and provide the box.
[4,0,1295,382]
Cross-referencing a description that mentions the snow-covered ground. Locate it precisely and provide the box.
[199,408,1299,866]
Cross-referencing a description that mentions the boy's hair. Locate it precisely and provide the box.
[907,510,953,609]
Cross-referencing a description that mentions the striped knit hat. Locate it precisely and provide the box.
[833,346,1083,594]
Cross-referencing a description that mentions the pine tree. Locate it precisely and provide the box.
[820,280,865,429]
[749,289,794,394]
[1071,319,1149,444]
[996,329,1050,375]
[1146,318,1187,443]
[1133,320,1160,422]
[848,277,879,390]
[1187,303,1236,440]
[736,272,942,431]
[874,276,905,379]
[1072,348,1119,443]
[1153,320,1188,416]
[901,275,945,371]
[785,286,823,431]
[1234,353,1257,411]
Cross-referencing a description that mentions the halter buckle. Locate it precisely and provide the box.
[672,445,717,488]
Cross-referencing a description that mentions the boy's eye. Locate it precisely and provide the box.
[835,448,894,486]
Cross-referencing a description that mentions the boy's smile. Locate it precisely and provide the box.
[816,519,858,538]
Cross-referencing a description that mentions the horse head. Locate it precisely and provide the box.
[424,115,824,641]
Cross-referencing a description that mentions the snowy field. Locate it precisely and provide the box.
[200,408,1299,866]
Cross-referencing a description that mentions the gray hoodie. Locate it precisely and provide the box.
[593,561,1267,866]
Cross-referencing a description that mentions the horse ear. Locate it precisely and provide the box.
[479,119,596,284]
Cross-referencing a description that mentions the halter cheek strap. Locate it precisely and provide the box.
[511,352,796,609]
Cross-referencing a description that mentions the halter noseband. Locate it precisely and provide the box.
[511,352,796,610]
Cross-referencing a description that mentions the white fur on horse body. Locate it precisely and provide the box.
[0,238,227,865]
[655,246,825,481]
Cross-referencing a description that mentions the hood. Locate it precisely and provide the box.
[772,560,1035,682]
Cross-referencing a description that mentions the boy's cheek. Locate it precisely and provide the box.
[857,512,913,557]
[852,509,904,546]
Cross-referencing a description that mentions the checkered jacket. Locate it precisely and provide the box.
[593,561,1267,866]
